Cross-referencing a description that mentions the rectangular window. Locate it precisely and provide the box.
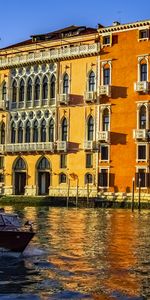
[60,154,67,168]
[136,169,146,188]
[140,64,147,81]
[99,169,108,187]
[103,35,110,45]
[0,174,4,183]
[139,29,149,39]
[101,145,108,161]
[138,145,146,160]
[0,157,4,169]
[86,153,93,168]
[103,68,110,85]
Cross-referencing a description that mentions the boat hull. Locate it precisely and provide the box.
[0,230,35,253]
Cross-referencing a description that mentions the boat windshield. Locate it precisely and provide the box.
[0,213,21,227]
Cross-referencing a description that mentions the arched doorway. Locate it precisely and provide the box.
[13,157,27,195]
[37,157,50,195]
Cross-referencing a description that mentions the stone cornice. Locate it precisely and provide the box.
[98,20,150,34]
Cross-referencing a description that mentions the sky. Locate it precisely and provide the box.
[0,0,150,48]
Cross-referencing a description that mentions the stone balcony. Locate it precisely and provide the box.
[0,43,100,69]
[133,129,149,140]
[97,131,110,142]
[5,142,54,153]
[84,140,96,150]
[56,141,67,151]
[99,85,111,97]
[134,81,149,93]
[84,91,97,102]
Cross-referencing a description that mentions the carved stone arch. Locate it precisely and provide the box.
[36,156,51,195]
[13,156,28,195]
[11,78,18,88]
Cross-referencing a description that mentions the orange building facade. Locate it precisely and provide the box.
[0,20,150,200]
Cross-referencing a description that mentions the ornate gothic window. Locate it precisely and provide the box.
[33,120,38,142]
[62,118,67,141]
[88,71,95,92]
[103,67,110,85]
[2,82,7,101]
[63,73,69,94]
[41,119,46,142]
[50,75,56,98]
[34,77,40,100]
[42,76,48,99]
[27,78,32,100]
[87,116,94,141]
[37,157,50,170]
[49,118,54,142]
[0,122,5,144]
[19,79,25,102]
[140,63,147,81]
[11,122,16,143]
[12,80,17,102]
[18,121,23,143]
[25,121,31,143]
[14,157,26,170]
[103,108,109,131]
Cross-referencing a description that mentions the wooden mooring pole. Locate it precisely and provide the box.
[138,177,141,211]
[131,177,135,211]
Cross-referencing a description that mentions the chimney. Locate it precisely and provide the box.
[112,21,121,26]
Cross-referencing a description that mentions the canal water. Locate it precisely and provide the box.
[0,206,150,300]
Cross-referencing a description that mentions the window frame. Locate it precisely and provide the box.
[86,153,93,168]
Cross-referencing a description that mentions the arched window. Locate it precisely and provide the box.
[59,172,66,183]
[25,121,30,143]
[89,71,95,92]
[19,79,25,102]
[27,78,32,101]
[11,122,16,143]
[33,120,38,142]
[50,75,56,99]
[49,118,54,142]
[2,82,7,101]
[37,157,50,170]
[85,173,93,184]
[0,122,5,144]
[41,119,46,142]
[42,76,48,99]
[103,67,110,85]
[63,73,69,94]
[12,80,17,102]
[62,118,67,141]
[34,77,40,100]
[140,63,147,81]
[87,116,94,141]
[103,108,109,131]
[139,106,146,129]
[18,121,23,143]
[14,157,26,170]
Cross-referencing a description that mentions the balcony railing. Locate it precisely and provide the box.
[56,141,67,151]
[133,129,148,140]
[134,81,149,93]
[99,85,111,96]
[0,145,4,153]
[97,131,110,142]
[0,43,100,69]
[59,94,69,105]
[84,91,97,102]
[5,142,54,152]
[84,140,95,150]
